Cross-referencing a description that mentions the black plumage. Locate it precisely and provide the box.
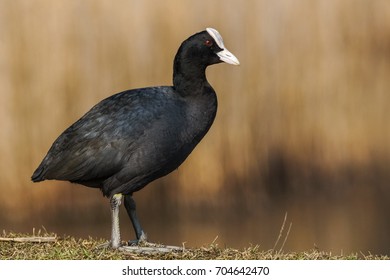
[32,28,239,248]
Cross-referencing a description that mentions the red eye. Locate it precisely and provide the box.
[204,40,213,47]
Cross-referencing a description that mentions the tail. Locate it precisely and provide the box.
[31,165,46,182]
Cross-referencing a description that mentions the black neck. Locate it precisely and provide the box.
[172,52,209,96]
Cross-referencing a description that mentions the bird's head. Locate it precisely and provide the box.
[175,27,240,70]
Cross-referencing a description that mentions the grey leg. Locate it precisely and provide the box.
[119,195,184,253]
[124,195,147,243]
[110,193,123,249]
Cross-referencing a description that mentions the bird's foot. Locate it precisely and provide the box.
[119,243,184,254]
[96,240,126,250]
[120,232,184,253]
[96,241,111,249]
[126,231,148,246]
[96,232,183,253]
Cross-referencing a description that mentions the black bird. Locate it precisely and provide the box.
[31,28,239,249]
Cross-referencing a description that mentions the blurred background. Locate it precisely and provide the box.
[1,0,389,255]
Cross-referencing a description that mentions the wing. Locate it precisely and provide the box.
[33,87,174,185]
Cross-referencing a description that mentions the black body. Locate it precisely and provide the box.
[32,85,217,197]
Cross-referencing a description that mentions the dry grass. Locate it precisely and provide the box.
[0,230,388,260]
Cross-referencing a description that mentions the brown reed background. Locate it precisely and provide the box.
[0,0,389,254]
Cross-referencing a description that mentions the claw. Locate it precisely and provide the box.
[120,242,184,254]
[96,240,126,250]
[96,241,110,249]
[126,231,148,246]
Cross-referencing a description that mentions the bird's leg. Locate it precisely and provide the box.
[124,195,147,244]
[110,193,123,249]
[120,194,183,253]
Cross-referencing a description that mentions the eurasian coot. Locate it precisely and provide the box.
[32,27,239,249]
